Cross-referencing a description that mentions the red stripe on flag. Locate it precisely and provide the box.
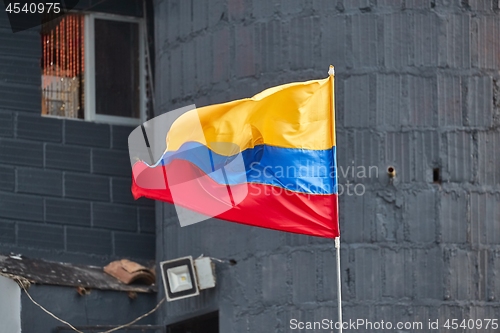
[132,159,339,238]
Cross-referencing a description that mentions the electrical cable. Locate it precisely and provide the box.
[15,277,166,333]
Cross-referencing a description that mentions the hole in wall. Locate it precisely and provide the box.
[433,168,441,183]
[387,166,396,178]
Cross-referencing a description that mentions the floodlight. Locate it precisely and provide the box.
[167,265,193,292]
[160,256,199,301]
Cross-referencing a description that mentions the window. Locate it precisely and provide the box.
[167,312,219,333]
[41,12,147,125]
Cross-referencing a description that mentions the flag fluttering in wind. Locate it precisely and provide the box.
[131,74,339,238]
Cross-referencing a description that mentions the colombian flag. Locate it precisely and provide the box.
[131,73,339,238]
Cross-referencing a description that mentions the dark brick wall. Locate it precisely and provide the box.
[0,8,155,264]
[20,285,155,333]
[155,0,500,331]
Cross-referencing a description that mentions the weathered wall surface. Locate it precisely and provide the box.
[155,0,500,331]
[0,9,155,265]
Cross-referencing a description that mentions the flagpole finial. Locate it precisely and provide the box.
[328,65,335,76]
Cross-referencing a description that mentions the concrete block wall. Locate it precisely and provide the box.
[20,285,155,333]
[0,9,155,264]
[155,0,500,331]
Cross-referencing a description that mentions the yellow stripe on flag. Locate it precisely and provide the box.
[166,78,334,155]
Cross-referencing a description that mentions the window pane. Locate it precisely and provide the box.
[95,19,140,118]
[41,14,85,119]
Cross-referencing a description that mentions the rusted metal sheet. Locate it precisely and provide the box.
[0,254,157,293]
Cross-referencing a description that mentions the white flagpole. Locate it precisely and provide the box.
[335,236,342,332]
[328,65,342,333]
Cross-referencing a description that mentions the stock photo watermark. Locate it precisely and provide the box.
[289,318,499,331]
[245,161,379,198]
[129,105,380,227]
[3,0,79,33]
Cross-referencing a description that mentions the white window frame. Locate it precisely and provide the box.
[84,12,147,126]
